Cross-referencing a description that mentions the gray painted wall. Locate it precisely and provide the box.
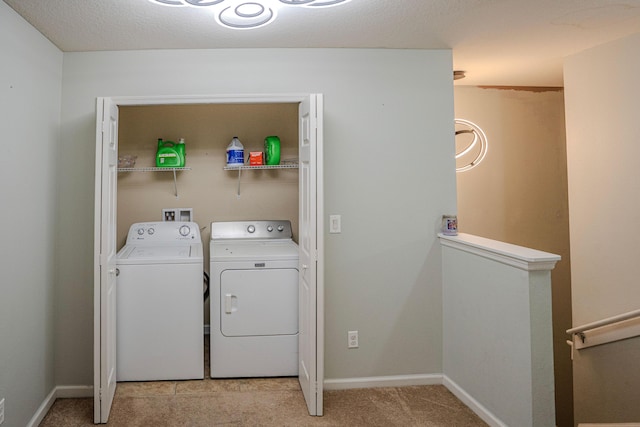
[57,48,456,385]
[442,239,556,427]
[0,3,62,426]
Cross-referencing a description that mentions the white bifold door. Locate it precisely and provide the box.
[298,94,324,416]
[93,98,119,423]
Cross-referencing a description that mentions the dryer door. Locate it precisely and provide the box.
[220,268,298,336]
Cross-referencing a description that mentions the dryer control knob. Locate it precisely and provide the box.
[179,225,191,236]
[247,225,256,233]
[267,225,274,232]
[277,225,284,232]
[148,228,155,235]
[137,228,144,235]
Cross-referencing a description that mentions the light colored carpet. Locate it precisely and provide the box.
[41,338,487,426]
[39,380,487,426]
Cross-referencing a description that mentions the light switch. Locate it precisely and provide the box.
[329,215,341,233]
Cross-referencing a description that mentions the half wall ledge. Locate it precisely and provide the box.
[438,232,561,271]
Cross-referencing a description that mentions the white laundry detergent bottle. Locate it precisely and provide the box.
[226,136,244,168]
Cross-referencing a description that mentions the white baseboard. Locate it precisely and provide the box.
[26,385,93,427]
[324,373,442,390]
[26,388,56,427]
[443,375,506,427]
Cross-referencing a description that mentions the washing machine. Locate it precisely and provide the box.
[210,220,299,378]
[116,221,204,381]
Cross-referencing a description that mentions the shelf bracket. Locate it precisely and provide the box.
[117,167,190,199]
[173,168,179,198]
[221,163,299,198]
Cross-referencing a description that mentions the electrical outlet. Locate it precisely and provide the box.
[163,209,176,221]
[348,330,359,348]
[0,398,5,425]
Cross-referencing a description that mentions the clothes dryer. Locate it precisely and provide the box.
[116,221,203,381]
[210,220,298,378]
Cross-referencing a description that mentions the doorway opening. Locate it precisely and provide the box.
[94,94,324,423]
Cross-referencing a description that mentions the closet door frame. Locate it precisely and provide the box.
[93,93,324,422]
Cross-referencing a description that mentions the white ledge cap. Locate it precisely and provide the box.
[438,233,561,271]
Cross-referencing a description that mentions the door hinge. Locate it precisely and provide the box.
[101,121,107,133]
[99,388,103,399]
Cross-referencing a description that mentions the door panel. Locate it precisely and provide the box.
[94,98,118,423]
[220,268,298,336]
[298,94,324,416]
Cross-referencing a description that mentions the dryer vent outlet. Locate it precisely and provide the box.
[163,208,193,222]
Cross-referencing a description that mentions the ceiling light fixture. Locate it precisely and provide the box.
[148,0,352,30]
[455,118,488,172]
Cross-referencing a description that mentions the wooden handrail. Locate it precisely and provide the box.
[567,308,640,335]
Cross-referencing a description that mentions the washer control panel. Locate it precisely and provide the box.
[211,220,293,240]
[127,221,200,243]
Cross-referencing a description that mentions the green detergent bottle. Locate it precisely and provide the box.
[156,138,184,168]
[264,136,280,166]
[176,138,186,167]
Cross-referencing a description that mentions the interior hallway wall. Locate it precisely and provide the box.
[0,3,63,426]
[564,33,640,426]
[57,48,456,386]
[454,86,573,427]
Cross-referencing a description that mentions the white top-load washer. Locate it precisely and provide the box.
[210,220,298,378]
[116,221,203,381]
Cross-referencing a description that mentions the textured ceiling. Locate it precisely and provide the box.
[4,0,640,86]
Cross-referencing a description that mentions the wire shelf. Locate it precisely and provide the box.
[223,164,298,171]
[117,167,192,172]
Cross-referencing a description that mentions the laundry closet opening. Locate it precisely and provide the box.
[117,102,300,273]
[95,94,323,422]
[117,102,299,357]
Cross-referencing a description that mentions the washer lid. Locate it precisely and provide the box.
[130,246,191,259]
[211,240,298,262]
[117,243,203,264]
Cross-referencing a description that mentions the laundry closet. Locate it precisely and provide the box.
[115,102,300,364]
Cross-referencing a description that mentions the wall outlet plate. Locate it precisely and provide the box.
[348,330,358,348]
